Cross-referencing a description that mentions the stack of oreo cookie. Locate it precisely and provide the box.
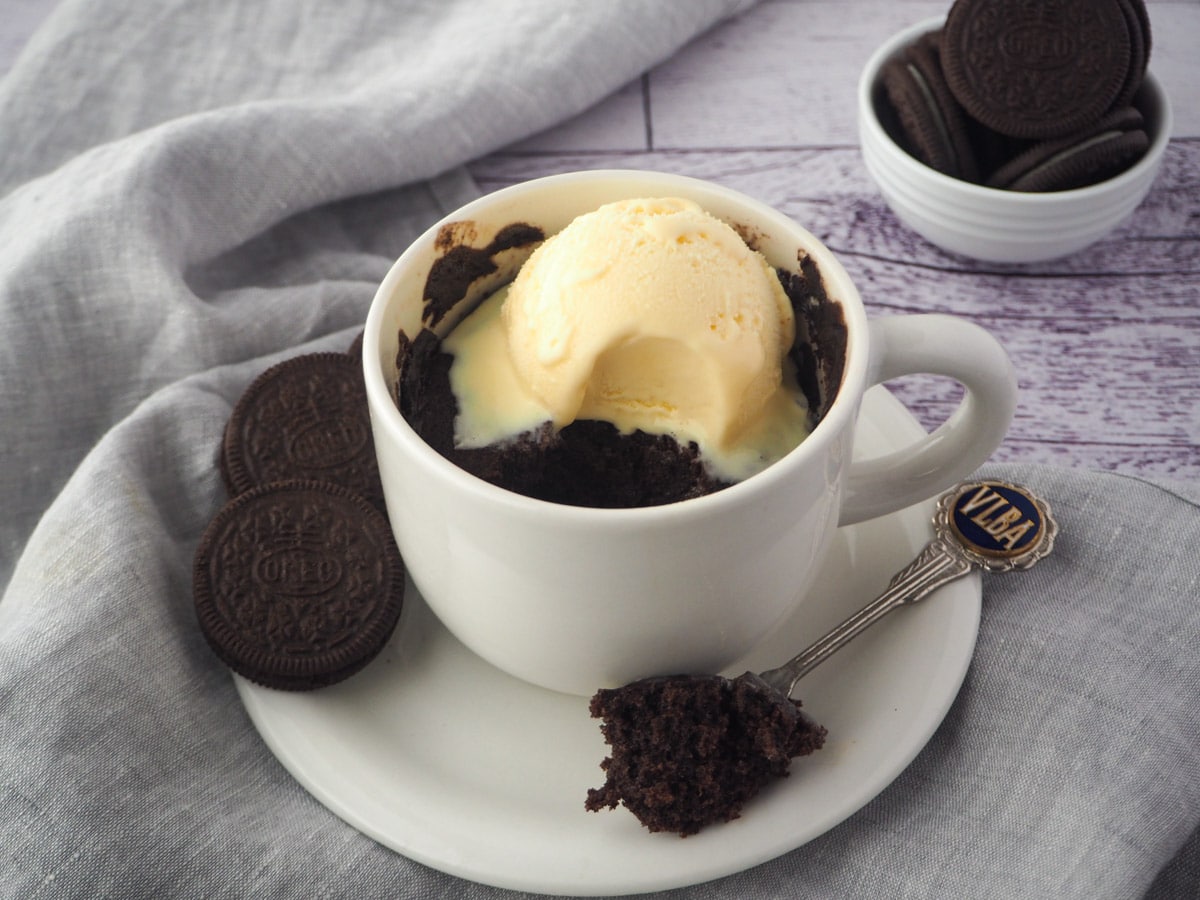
[880,0,1152,191]
[193,334,406,691]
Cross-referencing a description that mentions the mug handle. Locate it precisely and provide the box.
[839,314,1018,526]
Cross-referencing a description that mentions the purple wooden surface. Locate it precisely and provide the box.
[471,1,1200,481]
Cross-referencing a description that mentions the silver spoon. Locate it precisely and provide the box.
[587,480,1058,835]
[753,478,1057,699]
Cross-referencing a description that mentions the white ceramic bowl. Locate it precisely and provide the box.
[857,16,1172,264]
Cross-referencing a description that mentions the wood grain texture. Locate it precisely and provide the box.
[473,0,1200,481]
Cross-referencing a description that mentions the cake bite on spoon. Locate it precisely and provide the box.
[586,480,1057,836]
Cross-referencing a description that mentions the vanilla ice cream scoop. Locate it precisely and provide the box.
[445,197,810,481]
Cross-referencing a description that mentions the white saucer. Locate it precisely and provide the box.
[236,386,981,896]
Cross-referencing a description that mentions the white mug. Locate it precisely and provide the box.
[363,170,1016,696]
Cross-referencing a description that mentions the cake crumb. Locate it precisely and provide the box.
[585,673,826,836]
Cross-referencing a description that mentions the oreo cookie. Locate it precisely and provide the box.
[1112,0,1152,111]
[987,106,1150,192]
[880,32,981,182]
[221,352,383,509]
[876,0,1153,194]
[941,0,1133,140]
[193,480,405,691]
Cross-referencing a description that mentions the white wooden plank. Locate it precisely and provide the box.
[473,144,1197,286]
[649,1,949,149]
[504,76,648,154]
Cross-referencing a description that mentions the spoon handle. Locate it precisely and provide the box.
[756,479,1058,699]
[757,539,973,697]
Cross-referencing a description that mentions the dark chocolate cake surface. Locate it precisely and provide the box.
[397,326,729,507]
[584,674,826,836]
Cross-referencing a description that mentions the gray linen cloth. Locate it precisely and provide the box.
[1,1,1197,897]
